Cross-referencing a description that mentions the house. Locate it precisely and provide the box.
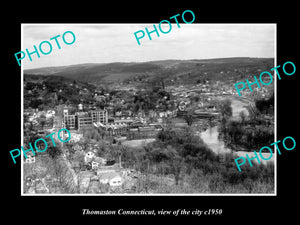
[98,172,123,186]
[121,169,135,177]
[84,151,95,164]
[24,155,35,164]
[73,143,83,151]
[157,118,163,123]
[149,110,157,118]
[122,110,132,117]
[69,132,83,143]
[159,112,166,118]
[115,111,122,116]
[94,156,107,166]
[92,161,99,170]
[45,110,55,119]
[109,176,123,187]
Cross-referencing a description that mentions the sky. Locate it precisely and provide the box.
[22,24,275,69]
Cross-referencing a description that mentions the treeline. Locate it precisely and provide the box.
[218,95,274,151]
[219,120,274,151]
[255,94,274,114]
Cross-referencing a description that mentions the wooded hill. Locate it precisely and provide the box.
[24,57,274,86]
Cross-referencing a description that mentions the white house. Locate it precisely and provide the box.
[98,172,123,186]
[92,161,99,170]
[69,133,83,143]
[24,155,35,164]
[109,176,122,187]
[84,151,95,164]
[73,143,83,151]
[45,110,55,119]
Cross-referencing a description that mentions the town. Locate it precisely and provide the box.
[23,58,275,194]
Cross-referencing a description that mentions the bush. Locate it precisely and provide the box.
[255,94,274,113]
[208,174,226,193]
[48,146,62,159]
[224,167,242,184]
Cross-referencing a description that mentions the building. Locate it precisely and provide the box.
[72,143,84,151]
[91,110,108,124]
[63,108,76,129]
[77,110,108,130]
[24,155,35,164]
[69,132,83,143]
[63,107,108,130]
[109,176,123,187]
[84,151,95,164]
[92,161,99,170]
[63,107,68,117]
[78,116,93,130]
[98,172,123,186]
[64,114,76,129]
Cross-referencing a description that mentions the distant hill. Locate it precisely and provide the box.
[24,58,274,86]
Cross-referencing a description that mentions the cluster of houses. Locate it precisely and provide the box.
[24,154,36,164]
[236,85,272,99]
[74,150,135,187]
[24,109,55,127]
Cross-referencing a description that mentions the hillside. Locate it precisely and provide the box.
[23,74,98,109]
[24,57,274,86]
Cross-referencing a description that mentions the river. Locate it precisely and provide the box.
[199,96,274,165]
[121,96,274,165]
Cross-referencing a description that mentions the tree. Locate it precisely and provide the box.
[73,150,85,167]
[219,99,232,119]
[184,106,197,126]
[191,95,200,103]
[166,146,183,185]
[184,112,194,126]
[239,111,247,124]
[29,99,43,109]
[83,128,101,141]
[37,114,47,129]
[53,157,78,193]
[255,94,274,114]
[24,120,39,145]
[48,146,63,159]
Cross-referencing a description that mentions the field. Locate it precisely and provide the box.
[122,139,156,148]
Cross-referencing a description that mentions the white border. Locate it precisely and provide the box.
[21,23,277,196]
[274,23,277,196]
[21,23,24,194]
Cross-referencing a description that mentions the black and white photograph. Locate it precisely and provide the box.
[3,3,299,223]
[21,23,276,195]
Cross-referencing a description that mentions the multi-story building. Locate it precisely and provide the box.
[77,110,108,130]
[91,110,108,124]
[78,116,93,130]
[63,107,108,130]
[64,114,76,129]
[63,108,76,129]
